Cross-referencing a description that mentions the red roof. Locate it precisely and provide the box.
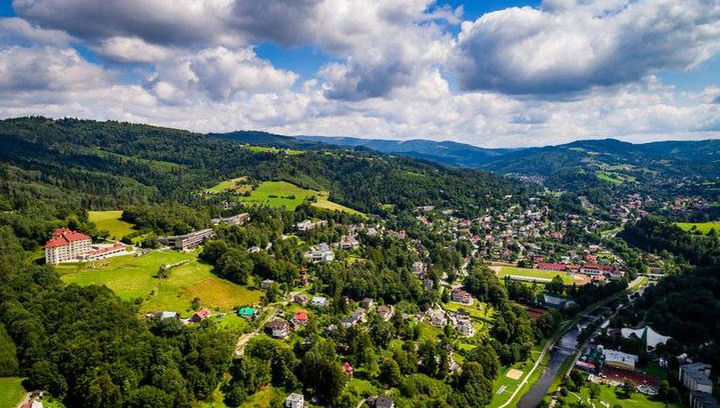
[582,263,616,271]
[294,311,308,321]
[44,227,91,248]
[83,243,125,256]
[196,309,210,318]
[343,362,354,375]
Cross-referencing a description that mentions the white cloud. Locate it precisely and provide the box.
[94,36,177,63]
[0,46,107,92]
[148,47,298,102]
[0,17,73,45]
[452,0,720,95]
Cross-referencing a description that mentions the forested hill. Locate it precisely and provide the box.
[0,117,526,216]
[296,135,513,168]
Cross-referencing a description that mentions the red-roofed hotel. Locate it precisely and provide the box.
[44,227,92,264]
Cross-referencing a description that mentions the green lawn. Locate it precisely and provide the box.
[0,377,25,408]
[497,266,581,285]
[559,382,679,408]
[57,250,262,316]
[676,222,720,234]
[88,210,136,240]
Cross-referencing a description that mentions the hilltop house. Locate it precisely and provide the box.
[44,228,92,264]
[377,305,394,321]
[190,309,210,323]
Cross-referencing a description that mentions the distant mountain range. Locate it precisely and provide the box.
[212,130,720,193]
[296,136,515,168]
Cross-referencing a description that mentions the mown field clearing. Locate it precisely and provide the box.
[0,377,25,408]
[205,177,251,194]
[676,222,720,234]
[496,266,584,285]
[244,145,303,155]
[240,181,363,215]
[88,210,136,240]
[57,250,262,316]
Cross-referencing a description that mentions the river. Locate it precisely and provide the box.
[516,327,580,408]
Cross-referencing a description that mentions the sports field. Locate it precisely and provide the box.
[56,250,262,316]
[676,222,720,234]
[88,210,136,240]
[0,377,25,408]
[496,266,585,285]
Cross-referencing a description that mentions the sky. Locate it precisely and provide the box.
[0,0,719,148]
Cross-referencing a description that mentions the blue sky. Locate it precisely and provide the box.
[0,0,718,147]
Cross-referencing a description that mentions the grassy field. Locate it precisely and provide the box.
[205,177,251,194]
[240,181,363,215]
[0,377,25,408]
[244,145,303,155]
[496,266,583,285]
[676,222,720,234]
[88,210,136,240]
[596,171,636,185]
[57,250,262,316]
[558,382,679,408]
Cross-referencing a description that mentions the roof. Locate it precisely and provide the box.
[266,319,289,329]
[537,262,567,270]
[237,306,255,315]
[83,243,125,256]
[44,227,91,248]
[286,393,304,402]
[621,326,671,349]
[294,311,308,321]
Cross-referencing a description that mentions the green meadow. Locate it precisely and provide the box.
[0,377,25,408]
[240,181,363,215]
[56,250,262,316]
[88,210,136,240]
[556,382,680,408]
[676,222,720,234]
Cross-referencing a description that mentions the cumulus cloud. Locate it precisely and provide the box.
[94,36,177,63]
[0,46,107,92]
[148,47,298,102]
[0,17,72,46]
[452,0,720,95]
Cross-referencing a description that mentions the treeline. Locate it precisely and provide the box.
[0,226,235,408]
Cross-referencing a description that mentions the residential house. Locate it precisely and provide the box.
[284,393,304,408]
[343,362,354,377]
[261,279,275,289]
[455,317,475,337]
[360,298,374,309]
[426,309,447,327]
[155,311,180,320]
[159,228,215,250]
[293,293,309,305]
[266,319,290,339]
[451,288,473,305]
[44,228,92,264]
[237,306,255,319]
[377,305,394,321]
[339,235,360,250]
[311,296,328,307]
[296,220,327,232]
[303,243,334,262]
[190,309,210,323]
[342,310,366,328]
[367,396,395,408]
[292,311,309,326]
